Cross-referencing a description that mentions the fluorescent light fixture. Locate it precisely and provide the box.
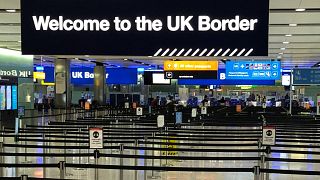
[295,8,306,12]
[85,55,90,57]
[17,41,22,43]
[278,52,284,55]
[283,42,290,44]
[6,9,16,13]
[277,56,282,59]
[280,48,286,50]
[285,34,292,37]
[289,24,297,27]
[123,59,128,61]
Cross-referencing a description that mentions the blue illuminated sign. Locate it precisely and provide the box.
[293,69,320,85]
[12,86,17,110]
[70,68,137,85]
[178,70,275,85]
[226,61,281,80]
[35,66,44,71]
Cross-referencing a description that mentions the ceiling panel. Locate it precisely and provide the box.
[0,0,20,9]
[270,0,320,9]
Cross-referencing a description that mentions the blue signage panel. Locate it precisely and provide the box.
[226,61,281,80]
[44,67,55,83]
[70,68,137,85]
[293,69,320,85]
[12,86,17,110]
[178,70,275,85]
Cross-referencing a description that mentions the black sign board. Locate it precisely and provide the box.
[21,0,269,56]
[293,69,320,85]
[164,71,218,79]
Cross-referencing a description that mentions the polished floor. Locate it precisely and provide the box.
[1,111,320,180]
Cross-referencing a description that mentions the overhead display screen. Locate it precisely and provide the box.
[226,61,281,80]
[144,71,171,85]
[152,73,171,85]
[292,69,320,85]
[21,0,269,56]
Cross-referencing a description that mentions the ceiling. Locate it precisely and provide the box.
[0,0,320,69]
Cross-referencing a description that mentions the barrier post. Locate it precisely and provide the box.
[144,136,148,180]
[151,132,155,178]
[257,140,262,167]
[64,130,67,162]
[0,142,3,177]
[59,161,66,179]
[119,144,124,180]
[253,166,261,180]
[265,146,271,180]
[42,134,47,178]
[134,140,138,180]
[260,155,265,180]
[21,175,28,180]
[94,149,100,180]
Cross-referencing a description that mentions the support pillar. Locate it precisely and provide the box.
[94,64,106,105]
[55,58,71,108]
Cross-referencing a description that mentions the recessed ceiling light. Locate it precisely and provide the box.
[280,48,286,50]
[75,58,79,60]
[123,59,128,61]
[289,24,297,27]
[278,52,284,55]
[17,41,21,43]
[277,56,282,59]
[141,63,145,65]
[283,42,290,44]
[148,56,153,58]
[285,34,292,37]
[6,9,16,13]
[295,8,306,12]
[85,55,90,57]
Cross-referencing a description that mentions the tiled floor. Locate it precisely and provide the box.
[1,111,320,180]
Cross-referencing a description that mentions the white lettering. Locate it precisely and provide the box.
[198,15,258,31]
[33,16,50,30]
[167,16,194,31]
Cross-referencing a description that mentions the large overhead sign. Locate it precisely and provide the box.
[70,68,137,85]
[164,61,218,79]
[21,0,269,56]
[292,69,320,85]
[178,70,275,85]
[226,61,281,80]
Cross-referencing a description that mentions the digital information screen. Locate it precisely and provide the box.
[0,86,5,110]
[152,73,171,85]
[226,61,281,80]
[12,86,17,110]
[6,86,11,110]
[293,69,320,85]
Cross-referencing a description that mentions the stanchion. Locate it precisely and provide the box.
[64,130,67,162]
[253,166,261,180]
[134,140,138,180]
[119,144,124,180]
[59,161,66,179]
[260,155,265,180]
[94,149,100,180]
[265,146,271,180]
[257,140,262,167]
[0,142,3,177]
[42,134,47,178]
[144,136,148,180]
[21,175,28,180]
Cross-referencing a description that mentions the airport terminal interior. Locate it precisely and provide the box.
[1,0,320,179]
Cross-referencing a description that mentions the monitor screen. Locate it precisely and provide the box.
[152,73,170,85]
[6,86,11,110]
[0,86,5,110]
